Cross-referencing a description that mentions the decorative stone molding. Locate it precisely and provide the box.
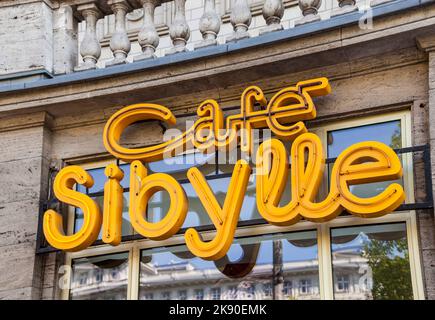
[97,4,172,46]
[260,0,284,35]
[331,0,357,17]
[74,3,103,71]
[220,0,297,24]
[166,0,190,55]
[294,0,321,26]
[106,0,132,66]
[226,0,252,42]
[134,0,161,60]
[196,0,221,49]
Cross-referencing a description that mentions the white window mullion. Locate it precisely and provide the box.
[129,246,140,300]
[318,223,334,300]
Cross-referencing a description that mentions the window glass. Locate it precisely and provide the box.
[331,223,413,300]
[74,192,133,239]
[70,252,129,300]
[146,152,216,180]
[327,120,403,199]
[138,231,320,300]
[74,164,134,239]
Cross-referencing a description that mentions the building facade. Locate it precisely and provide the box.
[0,0,435,300]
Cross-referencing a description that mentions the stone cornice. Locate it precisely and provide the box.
[416,32,435,52]
[0,111,54,133]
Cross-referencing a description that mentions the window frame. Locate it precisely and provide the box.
[61,110,425,300]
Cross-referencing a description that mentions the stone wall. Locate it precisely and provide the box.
[0,112,53,299]
[0,1,54,75]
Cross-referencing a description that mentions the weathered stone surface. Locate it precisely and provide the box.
[0,244,39,293]
[0,286,33,300]
[0,2,53,74]
[0,126,47,163]
[0,157,45,204]
[420,249,435,299]
[0,199,40,248]
[51,120,162,160]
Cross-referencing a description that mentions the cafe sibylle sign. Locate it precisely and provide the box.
[43,78,405,260]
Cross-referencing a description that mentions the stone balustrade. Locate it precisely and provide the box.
[54,0,396,72]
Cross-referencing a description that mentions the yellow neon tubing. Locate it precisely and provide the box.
[334,141,405,218]
[43,166,102,252]
[185,160,251,260]
[102,164,124,246]
[129,161,188,240]
[103,78,332,162]
[256,134,405,225]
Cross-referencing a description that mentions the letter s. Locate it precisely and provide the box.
[43,166,102,252]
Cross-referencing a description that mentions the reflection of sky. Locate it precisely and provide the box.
[327,120,401,158]
[326,121,403,199]
[148,153,215,174]
[142,233,319,271]
[148,175,260,228]
[331,226,407,259]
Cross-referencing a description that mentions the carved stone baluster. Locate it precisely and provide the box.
[295,0,322,26]
[196,0,221,49]
[74,3,102,71]
[226,0,252,43]
[134,0,160,61]
[260,0,284,35]
[106,0,132,66]
[331,0,357,17]
[166,0,190,55]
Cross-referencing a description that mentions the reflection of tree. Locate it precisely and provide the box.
[389,126,401,149]
[362,238,412,300]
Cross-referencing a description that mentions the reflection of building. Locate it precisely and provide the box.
[70,263,128,300]
[70,248,372,300]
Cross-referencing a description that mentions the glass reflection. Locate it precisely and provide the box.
[70,252,129,300]
[74,191,133,239]
[138,231,320,300]
[331,223,413,300]
[327,121,403,199]
[74,164,134,238]
[147,173,267,229]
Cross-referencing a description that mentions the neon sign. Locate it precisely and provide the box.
[43,78,405,260]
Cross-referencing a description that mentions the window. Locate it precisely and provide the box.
[137,231,319,300]
[143,293,153,300]
[211,288,221,300]
[61,111,424,300]
[331,223,413,300]
[95,270,103,283]
[336,276,349,293]
[70,252,129,300]
[227,286,238,299]
[326,120,404,199]
[263,283,273,298]
[178,290,187,300]
[299,279,312,295]
[73,163,133,239]
[194,289,204,300]
[283,281,293,296]
[78,273,87,285]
